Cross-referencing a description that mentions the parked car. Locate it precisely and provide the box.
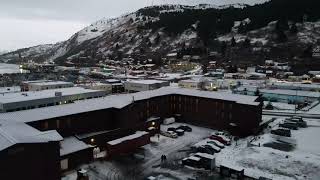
[197,146,215,155]
[175,129,185,136]
[160,131,178,138]
[207,139,225,148]
[271,129,291,137]
[209,135,231,145]
[163,117,175,125]
[167,127,176,132]
[284,120,307,128]
[167,131,178,138]
[279,123,298,130]
[177,125,192,132]
[204,144,221,153]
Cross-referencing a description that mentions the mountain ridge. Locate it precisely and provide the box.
[1,0,319,68]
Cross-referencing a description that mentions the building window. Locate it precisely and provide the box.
[43,121,49,130]
[56,120,60,129]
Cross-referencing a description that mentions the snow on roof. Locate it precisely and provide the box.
[23,80,73,86]
[220,161,244,171]
[0,122,62,151]
[125,79,166,85]
[237,86,320,98]
[188,156,201,161]
[60,136,91,156]
[0,86,21,94]
[107,131,148,146]
[195,152,215,160]
[269,82,320,89]
[0,87,103,104]
[0,86,259,124]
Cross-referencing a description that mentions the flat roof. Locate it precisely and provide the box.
[0,87,104,104]
[0,87,259,123]
[60,136,91,156]
[107,131,148,145]
[22,80,73,86]
[237,86,320,98]
[126,79,167,85]
[269,82,320,89]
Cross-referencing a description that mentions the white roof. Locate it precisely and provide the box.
[0,122,62,151]
[188,156,201,161]
[237,86,320,98]
[0,86,21,94]
[195,152,215,160]
[107,131,148,146]
[23,80,73,86]
[126,79,166,85]
[0,87,259,124]
[60,136,91,156]
[0,87,103,104]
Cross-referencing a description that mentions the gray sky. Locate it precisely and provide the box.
[0,0,152,51]
[0,0,268,51]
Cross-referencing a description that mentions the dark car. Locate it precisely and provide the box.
[167,127,176,132]
[197,146,215,155]
[175,129,185,136]
[177,125,192,132]
[279,123,298,130]
[285,120,307,128]
[271,129,291,137]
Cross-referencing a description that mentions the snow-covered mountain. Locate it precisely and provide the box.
[0,0,319,66]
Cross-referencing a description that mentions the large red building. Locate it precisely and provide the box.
[0,87,262,179]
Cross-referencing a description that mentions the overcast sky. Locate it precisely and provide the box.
[0,0,268,51]
[0,0,153,51]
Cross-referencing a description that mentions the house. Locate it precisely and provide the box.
[124,80,170,92]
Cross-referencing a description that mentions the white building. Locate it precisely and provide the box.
[124,80,170,92]
[79,82,113,94]
[21,80,74,91]
[0,87,106,113]
[178,79,201,89]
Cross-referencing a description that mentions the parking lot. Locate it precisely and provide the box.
[62,122,220,180]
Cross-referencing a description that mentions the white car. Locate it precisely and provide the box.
[167,131,178,138]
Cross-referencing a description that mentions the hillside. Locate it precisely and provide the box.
[0,0,319,71]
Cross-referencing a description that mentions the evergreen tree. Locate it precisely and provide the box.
[243,38,251,48]
[231,37,237,47]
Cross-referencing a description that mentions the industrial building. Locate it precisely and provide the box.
[124,79,170,92]
[21,80,74,91]
[0,87,107,112]
[0,86,262,179]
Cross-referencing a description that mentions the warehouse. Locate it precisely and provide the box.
[21,80,74,91]
[0,87,107,112]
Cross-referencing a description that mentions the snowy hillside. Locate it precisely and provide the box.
[0,0,319,65]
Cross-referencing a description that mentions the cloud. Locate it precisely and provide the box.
[0,17,86,50]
